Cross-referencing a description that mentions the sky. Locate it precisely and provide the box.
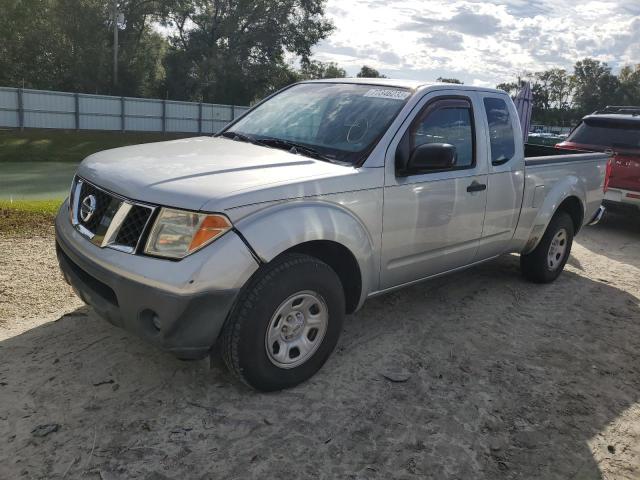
[311,0,640,86]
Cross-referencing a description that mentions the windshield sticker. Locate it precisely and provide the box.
[364,88,411,100]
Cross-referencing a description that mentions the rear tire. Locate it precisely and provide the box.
[520,211,574,283]
[220,253,345,391]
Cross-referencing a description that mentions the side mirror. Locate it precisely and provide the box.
[406,143,456,174]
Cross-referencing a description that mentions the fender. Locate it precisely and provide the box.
[519,175,586,255]
[233,200,377,308]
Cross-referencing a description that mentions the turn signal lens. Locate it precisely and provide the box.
[189,215,232,252]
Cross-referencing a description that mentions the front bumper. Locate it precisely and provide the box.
[55,201,259,359]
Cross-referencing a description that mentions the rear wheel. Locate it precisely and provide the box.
[521,211,574,283]
[220,253,345,391]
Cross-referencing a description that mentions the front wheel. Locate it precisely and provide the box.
[520,211,574,283]
[220,253,345,391]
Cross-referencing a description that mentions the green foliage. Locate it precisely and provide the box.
[356,66,386,78]
[436,77,463,84]
[498,59,640,126]
[163,0,334,104]
[298,61,347,80]
[1,0,335,104]
[0,0,169,97]
[496,82,519,96]
[0,199,62,235]
[618,65,640,104]
[572,58,620,115]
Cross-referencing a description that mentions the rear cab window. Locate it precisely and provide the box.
[483,97,516,165]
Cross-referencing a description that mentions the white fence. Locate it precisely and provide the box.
[0,87,250,134]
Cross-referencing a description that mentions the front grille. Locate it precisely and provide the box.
[70,177,155,254]
[115,205,153,248]
[78,181,113,233]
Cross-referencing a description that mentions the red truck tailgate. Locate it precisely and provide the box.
[609,153,640,192]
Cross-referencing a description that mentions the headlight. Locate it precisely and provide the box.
[144,208,232,259]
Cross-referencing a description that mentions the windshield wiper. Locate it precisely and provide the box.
[221,132,344,164]
[219,131,256,144]
[254,137,338,163]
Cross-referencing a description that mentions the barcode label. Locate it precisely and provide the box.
[364,89,411,100]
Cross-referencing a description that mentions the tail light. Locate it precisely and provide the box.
[603,158,613,193]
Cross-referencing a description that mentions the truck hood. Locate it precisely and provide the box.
[77,136,368,211]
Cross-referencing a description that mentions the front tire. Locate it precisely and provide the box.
[220,253,345,391]
[520,211,574,283]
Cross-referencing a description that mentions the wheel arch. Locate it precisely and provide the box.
[233,201,376,311]
[522,176,586,254]
[556,196,584,234]
[283,240,362,314]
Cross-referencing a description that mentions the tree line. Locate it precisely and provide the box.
[0,0,383,106]
[1,1,638,122]
[498,59,640,126]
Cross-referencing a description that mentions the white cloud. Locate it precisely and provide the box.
[313,0,640,85]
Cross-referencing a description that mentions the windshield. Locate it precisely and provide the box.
[224,83,412,164]
[567,119,640,151]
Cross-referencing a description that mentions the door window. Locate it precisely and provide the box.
[411,99,475,169]
[483,97,515,165]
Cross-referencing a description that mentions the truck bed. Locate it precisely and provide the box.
[524,143,608,166]
[511,144,609,254]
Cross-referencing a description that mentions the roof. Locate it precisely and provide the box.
[584,105,640,123]
[583,113,640,125]
[303,77,505,95]
[594,105,640,116]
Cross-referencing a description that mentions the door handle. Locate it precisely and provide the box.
[467,181,487,193]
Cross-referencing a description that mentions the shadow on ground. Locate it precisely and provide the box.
[577,207,640,269]
[1,246,639,479]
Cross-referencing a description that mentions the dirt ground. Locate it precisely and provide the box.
[1,210,639,479]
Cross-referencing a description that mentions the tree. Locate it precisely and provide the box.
[573,58,621,114]
[496,81,520,97]
[546,69,574,110]
[497,73,575,126]
[356,65,386,78]
[618,64,640,105]
[436,77,463,84]
[298,61,346,80]
[0,0,168,96]
[163,0,334,104]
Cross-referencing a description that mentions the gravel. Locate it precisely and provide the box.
[0,211,639,479]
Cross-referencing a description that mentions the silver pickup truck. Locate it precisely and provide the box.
[55,79,609,391]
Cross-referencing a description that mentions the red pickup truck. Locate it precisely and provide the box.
[557,106,640,211]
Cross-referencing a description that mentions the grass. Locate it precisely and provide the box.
[0,129,191,163]
[0,199,63,235]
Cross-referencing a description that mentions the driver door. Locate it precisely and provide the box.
[380,91,489,289]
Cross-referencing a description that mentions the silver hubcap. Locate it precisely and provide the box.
[265,291,328,369]
[547,228,568,271]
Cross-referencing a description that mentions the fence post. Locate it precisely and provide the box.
[198,102,203,134]
[120,97,125,132]
[74,93,80,130]
[17,88,24,131]
[162,99,166,133]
